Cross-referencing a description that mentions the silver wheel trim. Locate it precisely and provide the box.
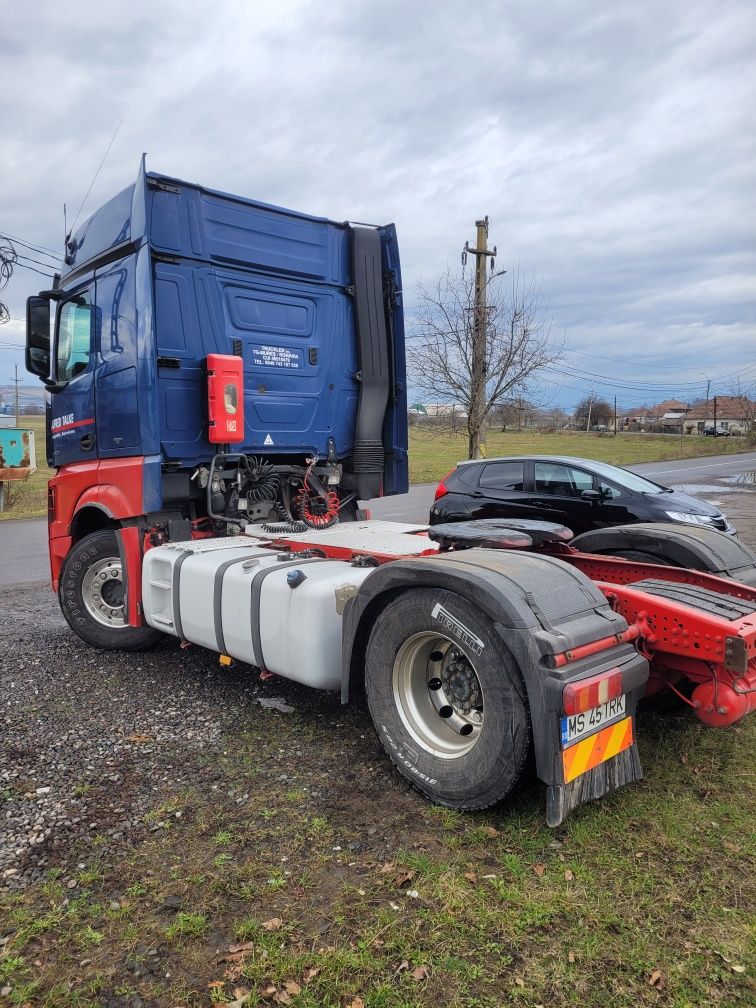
[81,557,126,628]
[392,632,484,759]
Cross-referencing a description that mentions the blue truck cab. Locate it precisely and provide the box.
[26,158,408,648]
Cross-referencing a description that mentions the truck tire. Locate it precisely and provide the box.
[365,588,531,810]
[59,530,164,651]
[571,523,756,585]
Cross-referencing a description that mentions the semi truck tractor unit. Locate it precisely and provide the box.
[25,157,408,647]
[26,163,756,825]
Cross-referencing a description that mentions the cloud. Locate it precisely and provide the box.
[1,0,754,409]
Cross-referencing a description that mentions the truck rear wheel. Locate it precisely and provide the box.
[365,588,531,810]
[59,530,164,651]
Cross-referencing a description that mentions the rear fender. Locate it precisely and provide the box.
[571,523,756,586]
[342,549,649,823]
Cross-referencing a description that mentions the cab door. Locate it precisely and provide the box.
[49,285,98,467]
[94,256,141,457]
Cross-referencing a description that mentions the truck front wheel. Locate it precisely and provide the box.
[365,589,531,810]
[59,530,163,651]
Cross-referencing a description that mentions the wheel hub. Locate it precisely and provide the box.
[81,558,126,628]
[393,633,484,759]
[441,660,480,711]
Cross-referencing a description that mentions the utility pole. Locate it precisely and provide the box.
[462,217,497,459]
[585,394,593,433]
[713,395,717,433]
[613,395,617,437]
[10,362,21,422]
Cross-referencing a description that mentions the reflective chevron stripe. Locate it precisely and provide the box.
[562,717,634,783]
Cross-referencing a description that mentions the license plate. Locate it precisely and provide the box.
[561,695,627,748]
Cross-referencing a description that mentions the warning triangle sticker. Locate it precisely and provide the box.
[263,434,274,446]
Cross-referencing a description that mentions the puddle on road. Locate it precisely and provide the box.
[670,484,735,495]
[720,471,756,487]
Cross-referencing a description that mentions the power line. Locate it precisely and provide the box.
[539,368,744,404]
[69,118,123,235]
[557,361,753,389]
[547,361,755,393]
[0,233,59,261]
[565,347,755,381]
[16,252,61,271]
[11,260,54,279]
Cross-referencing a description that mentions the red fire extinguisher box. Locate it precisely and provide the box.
[207,354,245,444]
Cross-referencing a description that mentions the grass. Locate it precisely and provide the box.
[407,426,752,484]
[0,417,751,520]
[1,709,753,1008]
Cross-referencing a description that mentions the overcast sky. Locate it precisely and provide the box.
[1,0,754,411]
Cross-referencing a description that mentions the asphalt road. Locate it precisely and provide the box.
[1,451,754,589]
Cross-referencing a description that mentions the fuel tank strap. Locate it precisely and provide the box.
[171,550,193,641]
[249,558,330,670]
[213,552,277,655]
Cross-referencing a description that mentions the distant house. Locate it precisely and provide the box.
[622,399,690,432]
[423,404,467,418]
[683,396,755,435]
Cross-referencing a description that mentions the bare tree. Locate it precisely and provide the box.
[408,267,562,458]
[573,395,613,429]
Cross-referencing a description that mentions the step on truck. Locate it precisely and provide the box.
[26,161,756,825]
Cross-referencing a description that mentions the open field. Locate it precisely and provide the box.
[407,428,752,484]
[0,419,751,520]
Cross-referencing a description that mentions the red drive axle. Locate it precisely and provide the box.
[545,549,756,729]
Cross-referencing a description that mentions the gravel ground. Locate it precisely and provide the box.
[1,485,754,895]
[0,593,358,894]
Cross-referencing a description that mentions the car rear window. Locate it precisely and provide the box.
[479,461,525,490]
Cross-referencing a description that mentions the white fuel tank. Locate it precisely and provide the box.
[142,538,372,691]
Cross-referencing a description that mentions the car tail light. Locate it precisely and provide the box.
[434,469,456,501]
[563,669,623,715]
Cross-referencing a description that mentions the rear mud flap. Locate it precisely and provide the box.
[546,742,643,827]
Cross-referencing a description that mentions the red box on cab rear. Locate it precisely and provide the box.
[207,354,244,444]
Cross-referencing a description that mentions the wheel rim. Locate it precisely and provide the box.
[81,557,126,628]
[392,632,483,758]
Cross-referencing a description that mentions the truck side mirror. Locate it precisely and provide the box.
[25,296,51,381]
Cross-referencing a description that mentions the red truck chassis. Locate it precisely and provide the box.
[547,547,756,727]
[114,518,756,732]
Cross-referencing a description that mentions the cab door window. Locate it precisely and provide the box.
[56,292,93,383]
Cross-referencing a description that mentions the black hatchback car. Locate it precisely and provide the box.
[429,455,735,536]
